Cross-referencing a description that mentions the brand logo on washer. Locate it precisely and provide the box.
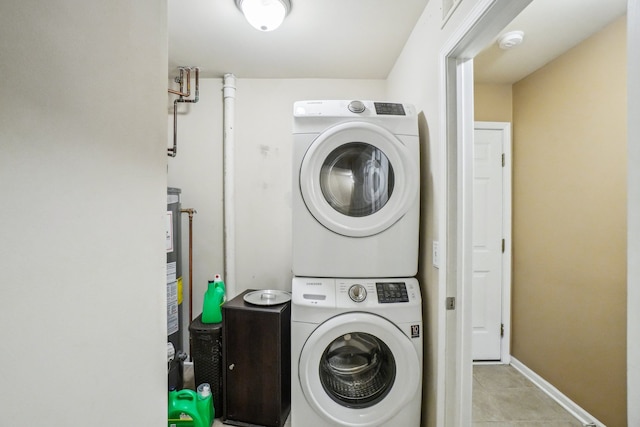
[306,282,323,286]
[411,325,420,338]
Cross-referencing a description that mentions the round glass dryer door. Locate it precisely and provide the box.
[298,313,420,427]
[300,121,419,237]
[320,142,394,218]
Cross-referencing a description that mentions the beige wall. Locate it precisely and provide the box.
[628,3,640,424]
[511,16,627,426]
[474,83,513,122]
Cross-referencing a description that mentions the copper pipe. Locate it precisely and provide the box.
[180,208,197,324]
[179,67,199,104]
[168,67,199,157]
[168,67,191,97]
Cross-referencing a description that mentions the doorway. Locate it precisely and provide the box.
[442,0,631,425]
[440,0,533,424]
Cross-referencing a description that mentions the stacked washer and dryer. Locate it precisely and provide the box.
[291,100,423,427]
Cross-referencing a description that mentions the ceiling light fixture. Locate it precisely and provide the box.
[235,0,291,32]
[497,31,524,50]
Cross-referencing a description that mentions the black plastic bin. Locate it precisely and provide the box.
[189,314,223,417]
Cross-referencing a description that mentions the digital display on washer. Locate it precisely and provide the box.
[376,282,409,303]
[374,102,406,116]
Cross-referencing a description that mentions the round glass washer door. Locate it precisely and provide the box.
[300,121,419,237]
[319,331,395,408]
[298,312,421,427]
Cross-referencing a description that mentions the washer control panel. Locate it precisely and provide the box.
[376,282,409,303]
[292,277,420,309]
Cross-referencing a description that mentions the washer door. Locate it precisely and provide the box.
[299,313,420,427]
[300,121,419,237]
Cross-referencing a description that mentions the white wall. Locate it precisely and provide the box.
[0,2,168,426]
[168,78,386,316]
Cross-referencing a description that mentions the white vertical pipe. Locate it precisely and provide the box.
[223,73,237,298]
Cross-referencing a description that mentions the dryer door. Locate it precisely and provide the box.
[298,312,420,427]
[299,121,419,237]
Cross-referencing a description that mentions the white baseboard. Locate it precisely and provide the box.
[510,357,605,427]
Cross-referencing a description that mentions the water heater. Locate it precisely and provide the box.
[167,187,184,390]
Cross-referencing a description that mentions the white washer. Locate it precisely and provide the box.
[291,276,422,427]
[292,100,420,278]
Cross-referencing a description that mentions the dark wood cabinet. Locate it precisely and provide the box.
[222,290,291,427]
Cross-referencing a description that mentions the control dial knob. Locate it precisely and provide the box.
[348,100,366,113]
[348,284,367,302]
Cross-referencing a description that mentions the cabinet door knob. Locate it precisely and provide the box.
[228,363,235,370]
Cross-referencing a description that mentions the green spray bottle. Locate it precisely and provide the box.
[201,274,225,324]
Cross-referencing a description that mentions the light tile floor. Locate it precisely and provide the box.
[473,364,584,426]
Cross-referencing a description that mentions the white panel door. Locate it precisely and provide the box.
[472,123,509,361]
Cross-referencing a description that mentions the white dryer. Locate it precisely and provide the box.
[292,100,420,278]
[291,276,422,427]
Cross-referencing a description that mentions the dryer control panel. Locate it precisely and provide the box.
[374,102,406,116]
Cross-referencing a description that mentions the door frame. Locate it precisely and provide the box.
[473,121,512,364]
[439,0,533,424]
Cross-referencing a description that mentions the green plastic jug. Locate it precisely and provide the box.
[201,274,225,324]
[168,383,214,427]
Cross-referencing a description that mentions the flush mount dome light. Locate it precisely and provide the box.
[497,31,524,50]
[235,0,291,32]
